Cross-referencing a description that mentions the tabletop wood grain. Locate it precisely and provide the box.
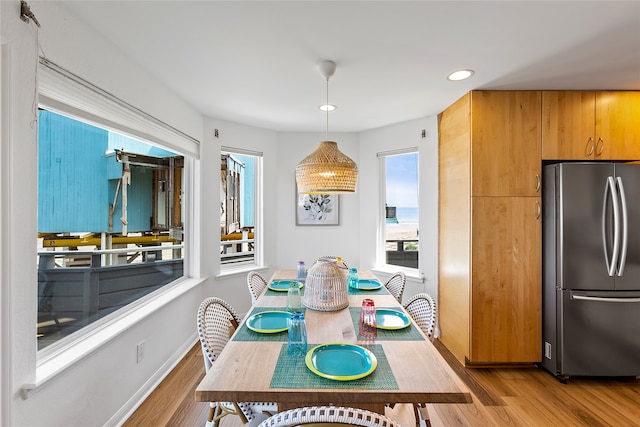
[195,270,472,413]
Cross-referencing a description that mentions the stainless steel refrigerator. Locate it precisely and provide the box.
[542,162,640,380]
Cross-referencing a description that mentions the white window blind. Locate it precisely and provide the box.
[38,57,200,158]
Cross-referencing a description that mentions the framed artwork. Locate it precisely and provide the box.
[296,188,339,226]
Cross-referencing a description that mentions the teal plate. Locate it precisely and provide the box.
[268,280,304,292]
[356,279,382,290]
[305,343,377,381]
[376,308,411,330]
[246,311,292,333]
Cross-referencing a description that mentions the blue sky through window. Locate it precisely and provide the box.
[386,152,418,208]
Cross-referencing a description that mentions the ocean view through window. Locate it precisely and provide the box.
[380,150,419,269]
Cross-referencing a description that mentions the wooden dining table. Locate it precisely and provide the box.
[195,269,472,415]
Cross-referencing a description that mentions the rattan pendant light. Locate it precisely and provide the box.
[296,60,358,194]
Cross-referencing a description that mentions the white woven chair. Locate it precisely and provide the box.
[247,271,268,304]
[402,293,437,427]
[384,272,406,303]
[258,406,400,427]
[197,297,277,427]
[402,293,436,339]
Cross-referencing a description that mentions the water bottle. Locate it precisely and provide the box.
[359,298,377,341]
[348,267,359,289]
[287,281,302,313]
[296,261,307,283]
[287,311,308,356]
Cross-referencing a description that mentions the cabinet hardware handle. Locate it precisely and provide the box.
[535,201,541,220]
[596,137,605,156]
[535,174,541,193]
[585,137,594,156]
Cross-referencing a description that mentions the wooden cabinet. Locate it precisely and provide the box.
[470,197,541,363]
[471,91,542,196]
[438,90,542,366]
[542,91,640,160]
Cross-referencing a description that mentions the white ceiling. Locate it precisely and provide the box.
[58,1,640,133]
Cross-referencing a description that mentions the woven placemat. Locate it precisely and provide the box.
[349,307,424,341]
[270,343,398,390]
[233,307,290,342]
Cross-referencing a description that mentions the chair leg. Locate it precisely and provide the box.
[207,404,219,427]
[210,403,228,427]
[413,403,432,427]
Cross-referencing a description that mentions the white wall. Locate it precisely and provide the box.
[275,133,361,270]
[2,2,206,426]
[358,117,439,300]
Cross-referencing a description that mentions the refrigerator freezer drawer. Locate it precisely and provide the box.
[559,290,640,377]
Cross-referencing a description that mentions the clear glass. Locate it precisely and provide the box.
[348,267,359,289]
[287,281,302,313]
[296,261,307,283]
[287,311,308,356]
[359,298,377,341]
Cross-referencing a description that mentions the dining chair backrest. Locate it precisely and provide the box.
[258,406,400,427]
[384,272,406,303]
[402,293,437,340]
[247,271,268,305]
[197,297,241,371]
[197,297,277,426]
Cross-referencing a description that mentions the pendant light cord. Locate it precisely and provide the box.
[325,76,329,141]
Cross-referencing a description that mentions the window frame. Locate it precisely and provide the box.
[219,146,264,275]
[29,59,202,388]
[376,148,420,275]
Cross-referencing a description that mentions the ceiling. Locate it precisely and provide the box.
[58,1,640,133]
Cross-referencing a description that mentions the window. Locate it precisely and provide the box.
[379,150,419,270]
[37,110,186,350]
[220,148,262,269]
[36,58,199,352]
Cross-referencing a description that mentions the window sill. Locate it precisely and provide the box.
[217,264,269,279]
[371,266,425,284]
[22,276,205,399]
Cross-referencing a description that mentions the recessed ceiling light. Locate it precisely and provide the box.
[319,104,337,112]
[447,69,475,81]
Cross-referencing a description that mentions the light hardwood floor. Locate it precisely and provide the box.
[123,341,640,427]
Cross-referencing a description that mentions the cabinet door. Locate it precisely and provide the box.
[438,93,471,365]
[470,196,542,364]
[595,92,640,160]
[471,91,541,197]
[542,91,596,160]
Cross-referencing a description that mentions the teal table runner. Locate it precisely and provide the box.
[265,288,296,297]
[233,307,290,342]
[349,307,424,341]
[270,343,398,390]
[348,284,389,296]
[265,284,390,297]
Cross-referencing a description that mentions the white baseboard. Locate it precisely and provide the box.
[106,333,199,427]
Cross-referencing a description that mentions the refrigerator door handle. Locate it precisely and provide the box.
[602,176,620,277]
[616,176,628,276]
[572,295,640,303]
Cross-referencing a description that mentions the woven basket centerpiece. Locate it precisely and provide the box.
[303,257,349,311]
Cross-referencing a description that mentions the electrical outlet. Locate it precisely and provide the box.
[544,342,552,360]
[137,341,145,363]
